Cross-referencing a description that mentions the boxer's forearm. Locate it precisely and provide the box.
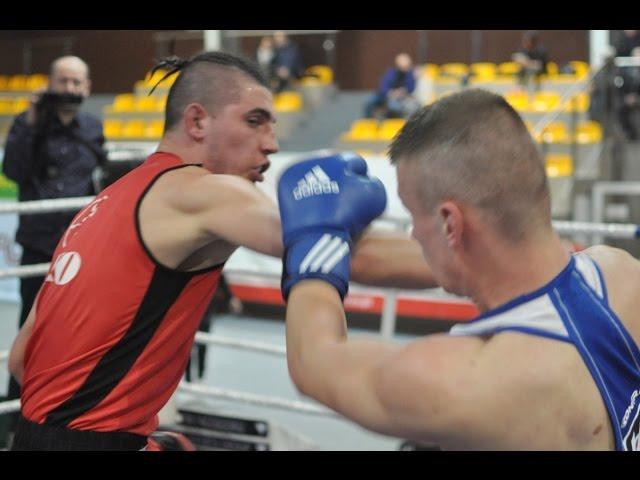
[351,231,438,289]
[285,280,401,434]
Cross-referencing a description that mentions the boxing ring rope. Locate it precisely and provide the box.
[0,333,329,417]
[178,383,337,418]
[0,400,20,416]
[0,196,639,239]
[194,332,286,357]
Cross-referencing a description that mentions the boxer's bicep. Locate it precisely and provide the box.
[194,175,283,257]
[371,335,488,441]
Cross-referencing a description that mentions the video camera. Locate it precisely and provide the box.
[36,91,84,111]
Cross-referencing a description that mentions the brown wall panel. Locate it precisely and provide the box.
[480,30,589,64]
[336,30,419,90]
[0,30,591,93]
[424,30,474,64]
[0,30,191,94]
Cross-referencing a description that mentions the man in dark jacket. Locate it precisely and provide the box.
[272,31,304,93]
[364,53,419,120]
[2,55,105,443]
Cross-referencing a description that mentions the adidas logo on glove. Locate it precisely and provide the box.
[292,165,340,200]
[299,233,350,274]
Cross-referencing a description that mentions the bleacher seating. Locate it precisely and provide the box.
[335,59,601,202]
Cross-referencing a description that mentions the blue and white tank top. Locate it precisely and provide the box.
[449,253,640,451]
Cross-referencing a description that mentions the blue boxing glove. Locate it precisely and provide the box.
[278,152,387,301]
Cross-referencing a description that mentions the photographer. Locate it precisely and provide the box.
[1,56,105,445]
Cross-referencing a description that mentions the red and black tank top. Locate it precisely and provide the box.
[21,152,224,436]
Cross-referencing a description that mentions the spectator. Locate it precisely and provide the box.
[512,30,548,89]
[272,31,304,93]
[255,36,275,84]
[1,55,105,444]
[364,53,420,120]
[617,46,640,140]
[614,30,640,57]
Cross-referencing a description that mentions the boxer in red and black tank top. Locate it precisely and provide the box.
[9,52,283,450]
[21,152,224,438]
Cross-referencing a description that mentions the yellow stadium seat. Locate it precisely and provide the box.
[574,120,603,143]
[108,94,136,113]
[504,90,529,111]
[497,62,521,76]
[155,96,167,112]
[11,97,29,114]
[144,120,164,139]
[0,76,8,90]
[546,62,559,76]
[342,119,379,141]
[530,91,561,112]
[7,75,28,91]
[440,63,469,78]
[562,92,590,113]
[470,63,497,79]
[540,121,570,143]
[26,74,48,91]
[0,97,13,115]
[274,92,303,112]
[422,64,440,78]
[378,119,405,141]
[545,154,573,178]
[144,69,169,84]
[134,96,158,112]
[570,61,590,79]
[121,120,146,139]
[103,119,123,139]
[305,65,333,84]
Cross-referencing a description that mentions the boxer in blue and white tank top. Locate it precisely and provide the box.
[450,251,640,451]
[280,89,640,450]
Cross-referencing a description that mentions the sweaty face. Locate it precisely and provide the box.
[203,83,279,182]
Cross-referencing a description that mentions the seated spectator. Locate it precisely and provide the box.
[618,46,640,140]
[614,30,640,57]
[272,31,304,93]
[512,31,548,89]
[364,53,420,120]
[256,36,275,83]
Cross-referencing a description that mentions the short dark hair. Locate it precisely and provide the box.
[389,89,551,241]
[151,51,269,132]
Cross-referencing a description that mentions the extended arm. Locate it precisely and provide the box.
[192,174,284,257]
[351,229,438,289]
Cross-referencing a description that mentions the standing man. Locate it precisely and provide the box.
[280,89,640,450]
[2,56,104,443]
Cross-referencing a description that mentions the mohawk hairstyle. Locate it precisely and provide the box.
[148,51,269,132]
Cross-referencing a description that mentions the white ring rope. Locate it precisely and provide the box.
[195,332,286,357]
[177,382,338,418]
[0,384,339,418]
[0,197,639,240]
[0,263,49,279]
[0,399,20,415]
[552,220,639,238]
[0,197,94,215]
